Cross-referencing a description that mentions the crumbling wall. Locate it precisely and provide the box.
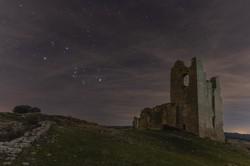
[195,59,225,141]
[134,104,177,129]
[161,103,177,128]
[196,59,215,139]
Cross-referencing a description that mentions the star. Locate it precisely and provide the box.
[81,80,86,85]
[98,78,103,83]
[50,41,56,47]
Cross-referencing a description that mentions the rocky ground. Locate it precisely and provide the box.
[0,121,53,165]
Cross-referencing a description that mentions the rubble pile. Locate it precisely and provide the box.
[0,121,52,165]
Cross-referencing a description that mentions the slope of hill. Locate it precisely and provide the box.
[225,133,250,142]
[1,113,250,166]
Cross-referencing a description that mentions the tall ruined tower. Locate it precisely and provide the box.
[133,57,224,142]
[171,57,224,141]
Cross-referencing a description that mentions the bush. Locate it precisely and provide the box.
[23,113,41,127]
[13,105,41,114]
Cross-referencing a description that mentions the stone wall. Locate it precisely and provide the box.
[134,103,178,130]
[195,59,224,141]
[161,103,177,128]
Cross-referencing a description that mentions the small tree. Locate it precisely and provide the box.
[13,105,41,114]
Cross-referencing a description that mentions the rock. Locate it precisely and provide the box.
[31,151,37,155]
[47,153,52,157]
[5,156,16,161]
[22,162,30,166]
[0,121,52,162]
[226,163,238,166]
[2,161,12,165]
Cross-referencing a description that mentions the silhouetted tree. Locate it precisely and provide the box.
[13,105,41,114]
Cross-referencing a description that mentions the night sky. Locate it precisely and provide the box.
[0,0,250,133]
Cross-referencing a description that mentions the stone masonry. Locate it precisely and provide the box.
[133,57,225,142]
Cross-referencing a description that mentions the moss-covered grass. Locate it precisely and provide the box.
[8,124,250,166]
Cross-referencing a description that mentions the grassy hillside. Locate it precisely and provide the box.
[5,119,250,166]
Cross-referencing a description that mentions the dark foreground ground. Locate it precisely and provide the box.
[1,114,250,166]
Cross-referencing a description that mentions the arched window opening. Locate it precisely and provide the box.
[183,74,190,87]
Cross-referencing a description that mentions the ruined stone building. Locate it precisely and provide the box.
[133,57,225,142]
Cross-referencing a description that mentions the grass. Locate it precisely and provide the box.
[5,122,250,166]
